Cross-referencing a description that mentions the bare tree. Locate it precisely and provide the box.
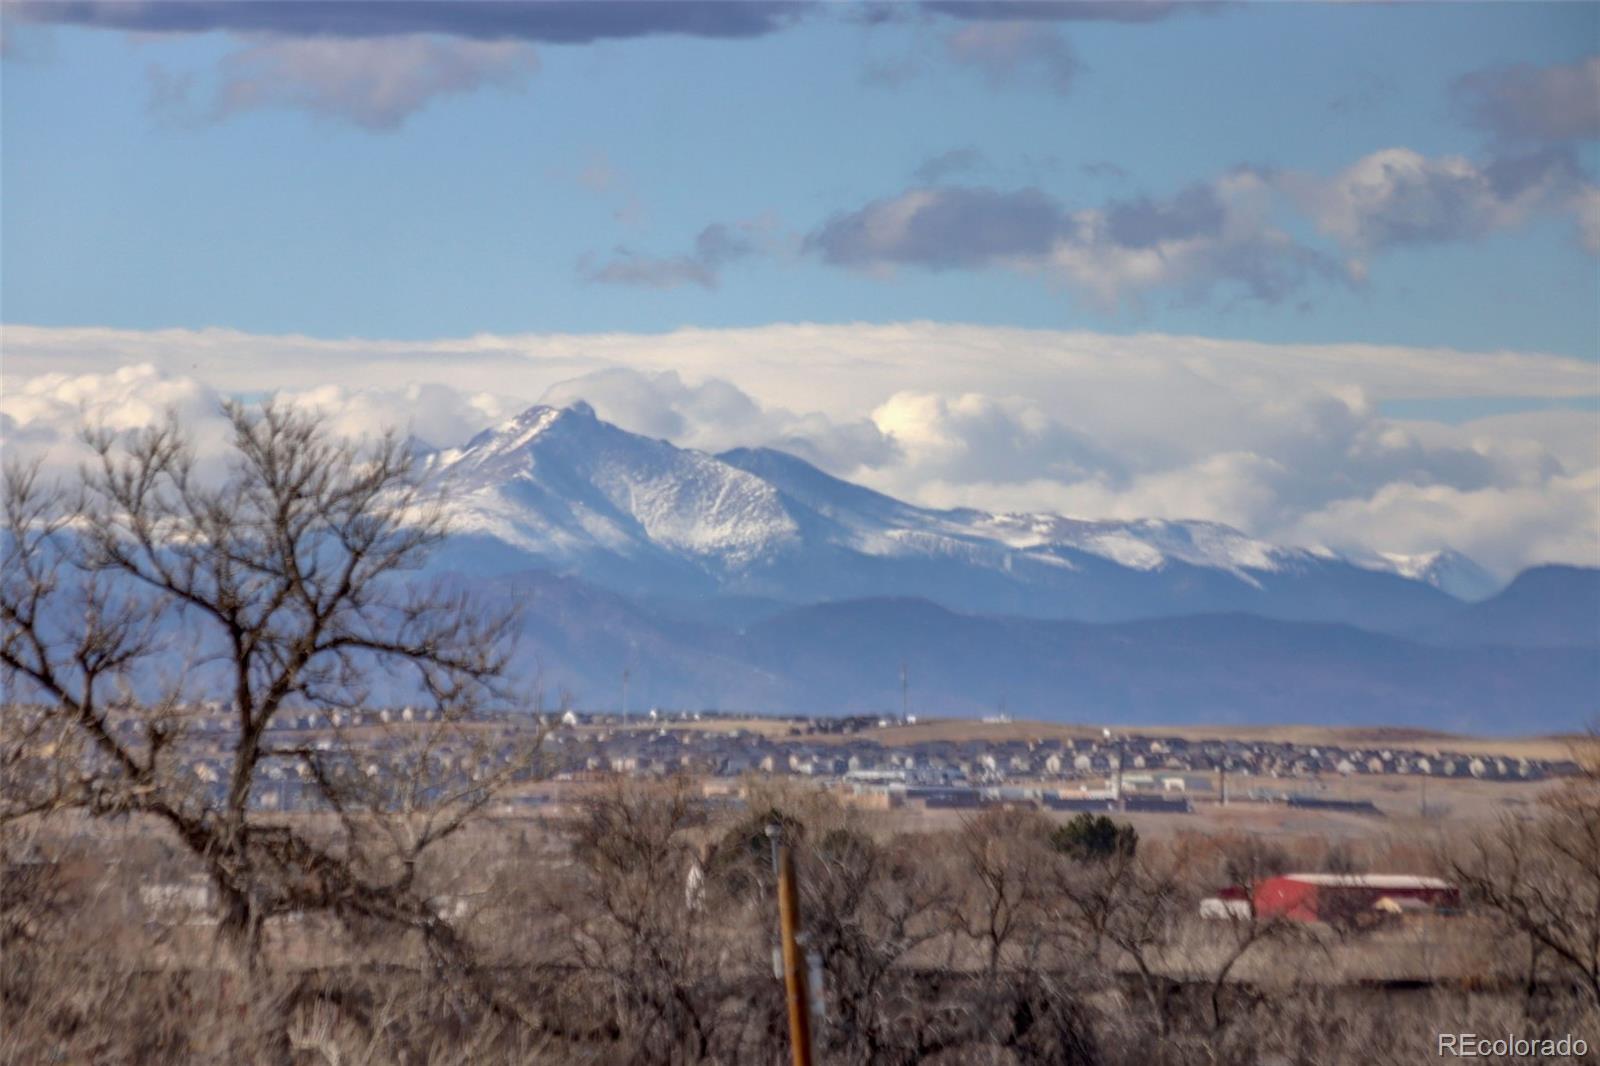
[940,808,1101,1065]
[1447,775,1600,1008]
[1192,835,1308,1033]
[1,402,540,983]
[1052,836,1191,1036]
[543,778,781,1064]
[952,807,1055,976]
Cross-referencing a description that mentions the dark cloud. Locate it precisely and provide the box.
[1452,56,1600,146]
[10,1,813,43]
[1104,184,1226,248]
[1301,147,1588,253]
[805,177,1346,308]
[912,147,988,182]
[581,220,766,290]
[1481,146,1584,201]
[921,1,1196,24]
[580,250,716,291]
[692,223,760,270]
[806,186,1072,269]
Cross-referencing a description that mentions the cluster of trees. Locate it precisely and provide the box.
[4,407,1598,1064]
[7,776,1598,1065]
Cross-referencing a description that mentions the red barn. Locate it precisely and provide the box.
[1250,874,1458,923]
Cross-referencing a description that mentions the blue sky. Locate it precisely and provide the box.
[3,2,1597,355]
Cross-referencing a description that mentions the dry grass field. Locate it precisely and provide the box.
[769,715,1587,761]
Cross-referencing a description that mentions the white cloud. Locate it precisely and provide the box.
[539,368,898,474]
[2,322,1594,577]
[8,322,1594,410]
[803,146,1596,307]
[277,381,529,450]
[0,366,526,475]
[0,363,232,475]
[1285,146,1592,259]
[1046,170,1340,311]
[1415,408,1598,477]
[869,391,1115,490]
[1288,468,1600,578]
[211,35,537,129]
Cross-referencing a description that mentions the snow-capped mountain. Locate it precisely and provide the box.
[424,402,1491,630]
[1364,550,1501,602]
[426,402,800,592]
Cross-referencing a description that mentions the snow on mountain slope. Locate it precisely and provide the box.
[425,403,1477,625]
[967,513,1287,578]
[716,446,1293,578]
[432,402,801,573]
[1368,550,1501,602]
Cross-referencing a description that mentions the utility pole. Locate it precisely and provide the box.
[1419,773,1428,819]
[621,667,630,728]
[767,824,815,1066]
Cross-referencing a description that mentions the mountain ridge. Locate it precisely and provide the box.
[423,402,1493,630]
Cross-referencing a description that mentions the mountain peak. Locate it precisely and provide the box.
[454,400,600,459]
[1372,549,1500,601]
[428,404,1489,630]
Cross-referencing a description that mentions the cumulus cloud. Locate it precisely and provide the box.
[1287,146,1590,256]
[205,34,536,129]
[276,381,529,450]
[1452,55,1600,146]
[803,143,1598,304]
[807,186,1069,271]
[0,364,234,477]
[1050,171,1346,309]
[4,323,1594,577]
[807,174,1342,307]
[1288,468,1600,579]
[870,391,1118,491]
[0,365,534,478]
[542,360,1592,579]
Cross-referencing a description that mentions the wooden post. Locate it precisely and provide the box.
[776,841,815,1066]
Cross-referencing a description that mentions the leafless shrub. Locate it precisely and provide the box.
[1446,772,1600,1009]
